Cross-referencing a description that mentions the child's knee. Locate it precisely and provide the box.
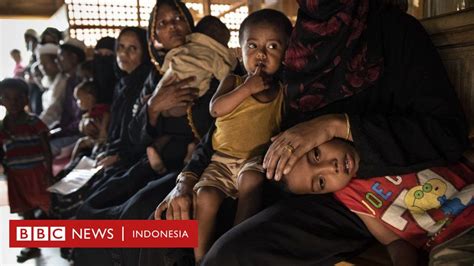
[238,171,264,192]
[196,187,225,210]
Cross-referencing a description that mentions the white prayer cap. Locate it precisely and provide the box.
[36,43,59,57]
[60,38,87,61]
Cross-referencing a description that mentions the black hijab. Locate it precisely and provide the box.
[117,27,151,74]
[285,0,384,113]
[93,37,117,104]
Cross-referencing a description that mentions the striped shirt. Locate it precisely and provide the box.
[0,114,49,170]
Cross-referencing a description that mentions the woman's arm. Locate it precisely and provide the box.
[128,76,198,147]
[147,75,198,126]
[357,213,418,266]
[264,113,349,180]
[155,125,216,220]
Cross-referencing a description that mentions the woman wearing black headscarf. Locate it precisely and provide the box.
[99,27,152,167]
[154,0,469,265]
[54,26,151,263]
[52,27,151,217]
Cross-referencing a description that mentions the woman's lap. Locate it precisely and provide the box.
[76,157,157,219]
[115,172,179,266]
[119,172,178,219]
[202,194,374,266]
[74,172,179,266]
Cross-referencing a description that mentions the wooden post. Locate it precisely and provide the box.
[247,0,262,13]
[203,0,211,16]
[137,0,141,27]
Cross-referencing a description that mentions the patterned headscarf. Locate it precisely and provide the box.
[285,0,383,112]
[147,0,195,74]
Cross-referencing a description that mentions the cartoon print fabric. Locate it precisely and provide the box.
[334,163,474,250]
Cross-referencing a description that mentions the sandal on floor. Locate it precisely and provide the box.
[17,248,41,263]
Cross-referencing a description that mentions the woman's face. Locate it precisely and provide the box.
[153,4,191,50]
[281,139,360,194]
[116,31,144,74]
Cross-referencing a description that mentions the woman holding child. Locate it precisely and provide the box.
[153,0,469,265]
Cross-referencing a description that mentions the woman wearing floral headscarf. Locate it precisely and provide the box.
[155,0,468,265]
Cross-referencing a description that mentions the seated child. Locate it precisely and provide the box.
[147,16,237,173]
[188,9,293,263]
[71,81,110,160]
[0,78,52,263]
[281,137,474,266]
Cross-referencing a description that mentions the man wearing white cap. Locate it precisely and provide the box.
[37,43,68,132]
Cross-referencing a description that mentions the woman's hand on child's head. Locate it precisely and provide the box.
[244,64,270,95]
[263,114,348,181]
[147,75,198,114]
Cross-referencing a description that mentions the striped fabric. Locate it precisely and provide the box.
[0,114,49,170]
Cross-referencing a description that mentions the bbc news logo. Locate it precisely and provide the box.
[10,220,198,248]
[17,226,66,241]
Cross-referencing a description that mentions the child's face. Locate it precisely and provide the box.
[11,52,21,63]
[241,24,287,76]
[0,90,27,115]
[281,139,360,194]
[74,87,95,111]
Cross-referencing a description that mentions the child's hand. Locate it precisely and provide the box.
[243,64,270,94]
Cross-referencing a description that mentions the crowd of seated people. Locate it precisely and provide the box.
[1,0,473,265]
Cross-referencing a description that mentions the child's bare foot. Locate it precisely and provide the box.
[147,147,167,174]
[184,142,196,165]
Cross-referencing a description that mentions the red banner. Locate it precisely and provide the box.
[10,220,198,248]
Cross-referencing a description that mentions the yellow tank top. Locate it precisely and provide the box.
[212,75,284,159]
